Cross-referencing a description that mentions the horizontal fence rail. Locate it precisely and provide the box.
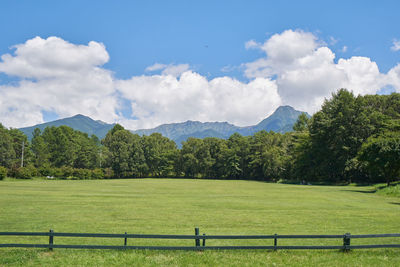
[1,228,400,251]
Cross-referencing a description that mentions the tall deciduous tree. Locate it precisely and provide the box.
[358,131,400,186]
[142,133,177,177]
[0,124,15,168]
[31,128,48,167]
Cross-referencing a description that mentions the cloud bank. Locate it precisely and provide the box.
[0,31,399,129]
[244,30,393,112]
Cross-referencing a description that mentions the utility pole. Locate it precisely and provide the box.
[21,141,25,168]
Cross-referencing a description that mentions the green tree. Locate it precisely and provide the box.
[102,125,147,177]
[42,126,77,167]
[308,89,375,182]
[293,113,310,132]
[8,128,31,168]
[358,131,400,186]
[248,131,292,181]
[142,133,177,177]
[223,133,251,179]
[180,138,209,178]
[0,124,15,168]
[202,137,228,178]
[0,166,7,180]
[31,128,48,167]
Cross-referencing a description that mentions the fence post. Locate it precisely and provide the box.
[343,233,351,252]
[124,232,127,246]
[202,233,206,247]
[49,229,54,251]
[195,228,200,247]
[274,233,278,251]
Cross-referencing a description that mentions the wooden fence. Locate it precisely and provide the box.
[1,228,400,251]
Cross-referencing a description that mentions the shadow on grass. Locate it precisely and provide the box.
[341,189,377,194]
[389,202,400,205]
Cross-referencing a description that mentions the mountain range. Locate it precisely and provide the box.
[19,106,307,145]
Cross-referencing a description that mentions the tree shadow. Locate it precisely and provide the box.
[340,189,376,194]
[389,202,400,205]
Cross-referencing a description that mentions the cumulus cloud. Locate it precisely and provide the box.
[387,64,400,89]
[244,29,399,113]
[116,72,281,129]
[0,36,118,127]
[0,36,109,79]
[391,39,400,52]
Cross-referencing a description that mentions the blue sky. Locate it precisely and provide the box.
[0,0,399,129]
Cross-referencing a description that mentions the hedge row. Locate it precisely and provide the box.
[2,165,115,180]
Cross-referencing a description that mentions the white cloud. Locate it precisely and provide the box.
[221,64,240,73]
[341,46,348,52]
[145,63,167,72]
[0,36,109,79]
[245,40,260,50]
[391,39,400,52]
[0,36,118,128]
[387,64,400,90]
[161,64,190,77]
[116,72,281,129]
[337,56,385,95]
[244,29,399,113]
[145,63,190,77]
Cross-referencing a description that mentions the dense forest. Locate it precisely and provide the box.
[1,89,399,185]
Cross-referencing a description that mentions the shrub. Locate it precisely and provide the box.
[377,183,400,198]
[91,168,104,179]
[0,166,7,180]
[103,168,115,179]
[60,166,74,178]
[73,168,92,180]
[38,164,54,177]
[15,165,38,179]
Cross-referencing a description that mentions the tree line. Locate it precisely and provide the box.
[1,89,399,185]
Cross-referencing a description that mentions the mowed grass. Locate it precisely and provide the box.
[0,178,399,266]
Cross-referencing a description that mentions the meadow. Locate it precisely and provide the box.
[0,178,399,266]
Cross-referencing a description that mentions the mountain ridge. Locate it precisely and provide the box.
[19,114,116,140]
[133,105,307,145]
[19,106,308,145]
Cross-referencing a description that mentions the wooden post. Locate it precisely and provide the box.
[49,229,54,251]
[274,233,278,251]
[124,232,127,246]
[202,233,206,247]
[343,233,351,252]
[195,228,200,247]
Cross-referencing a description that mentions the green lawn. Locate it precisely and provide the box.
[0,178,399,266]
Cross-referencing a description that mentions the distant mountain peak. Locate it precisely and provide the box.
[19,114,115,140]
[275,105,295,111]
[72,114,88,118]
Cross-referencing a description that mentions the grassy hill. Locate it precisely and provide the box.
[0,179,399,266]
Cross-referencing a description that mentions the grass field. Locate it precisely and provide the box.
[0,178,399,266]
